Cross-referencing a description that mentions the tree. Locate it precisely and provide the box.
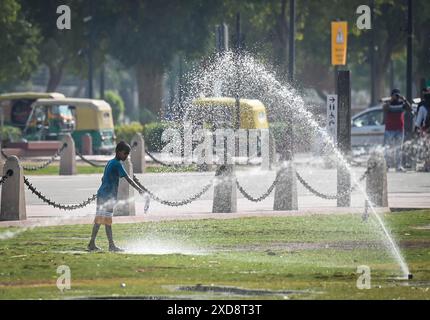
[109,0,222,123]
[104,90,125,125]
[413,0,430,91]
[19,0,109,92]
[0,0,40,90]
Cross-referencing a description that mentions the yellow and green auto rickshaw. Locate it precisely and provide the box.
[0,92,65,130]
[27,98,115,154]
[189,97,269,129]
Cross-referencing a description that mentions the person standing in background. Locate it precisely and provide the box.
[383,89,412,172]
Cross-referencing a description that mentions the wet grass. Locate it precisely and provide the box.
[0,210,429,299]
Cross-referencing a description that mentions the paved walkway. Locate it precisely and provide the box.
[0,153,428,228]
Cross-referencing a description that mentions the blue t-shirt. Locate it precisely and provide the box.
[97,158,128,201]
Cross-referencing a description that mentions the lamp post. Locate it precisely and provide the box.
[288,0,295,83]
[406,0,413,102]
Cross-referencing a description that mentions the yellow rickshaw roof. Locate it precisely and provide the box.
[0,92,65,101]
[32,98,112,111]
[192,97,266,111]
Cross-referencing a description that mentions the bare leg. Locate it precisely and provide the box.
[105,225,124,252]
[88,223,102,251]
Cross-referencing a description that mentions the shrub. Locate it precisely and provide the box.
[143,122,169,152]
[104,90,125,125]
[114,122,143,144]
[140,108,158,124]
[270,121,314,153]
[0,125,22,144]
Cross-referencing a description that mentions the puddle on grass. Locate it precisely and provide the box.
[171,284,315,298]
[121,239,208,256]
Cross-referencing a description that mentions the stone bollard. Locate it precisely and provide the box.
[114,157,135,216]
[0,142,6,175]
[273,160,298,211]
[81,133,93,155]
[366,151,388,207]
[60,133,77,175]
[0,156,26,221]
[130,133,145,174]
[212,164,237,213]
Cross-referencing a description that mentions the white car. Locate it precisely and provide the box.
[351,106,385,148]
[351,102,418,149]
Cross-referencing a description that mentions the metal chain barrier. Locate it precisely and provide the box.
[23,176,97,210]
[144,149,186,168]
[1,149,9,159]
[295,164,374,200]
[236,172,281,202]
[22,143,68,171]
[75,150,106,167]
[133,174,212,207]
[0,170,13,187]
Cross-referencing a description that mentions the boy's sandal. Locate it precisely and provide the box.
[87,245,102,252]
[109,245,124,252]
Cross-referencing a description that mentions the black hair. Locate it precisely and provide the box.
[116,141,131,153]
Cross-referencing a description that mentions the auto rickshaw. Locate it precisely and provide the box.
[189,97,269,129]
[0,92,65,130]
[188,97,272,162]
[28,98,115,154]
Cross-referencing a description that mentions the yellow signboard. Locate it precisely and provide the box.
[331,21,348,65]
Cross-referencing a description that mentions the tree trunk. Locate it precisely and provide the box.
[136,62,164,123]
[373,65,386,103]
[46,64,64,92]
[272,0,289,78]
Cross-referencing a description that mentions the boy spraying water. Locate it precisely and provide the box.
[88,141,147,252]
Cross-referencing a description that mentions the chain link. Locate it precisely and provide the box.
[236,171,281,202]
[133,174,212,206]
[1,149,8,159]
[144,149,186,168]
[23,176,97,210]
[75,150,106,167]
[0,170,13,186]
[295,164,374,200]
[21,143,68,171]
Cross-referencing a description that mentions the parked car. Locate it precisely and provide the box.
[351,101,418,149]
[351,106,385,147]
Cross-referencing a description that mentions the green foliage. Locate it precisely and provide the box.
[142,122,169,152]
[140,108,158,124]
[0,125,22,143]
[270,121,314,153]
[114,121,143,144]
[104,90,125,125]
[0,0,40,88]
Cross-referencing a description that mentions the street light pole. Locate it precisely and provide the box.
[88,0,95,99]
[235,12,241,131]
[369,0,376,106]
[406,0,413,102]
[288,0,295,83]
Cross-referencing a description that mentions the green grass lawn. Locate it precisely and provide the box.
[23,164,198,175]
[0,211,429,299]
